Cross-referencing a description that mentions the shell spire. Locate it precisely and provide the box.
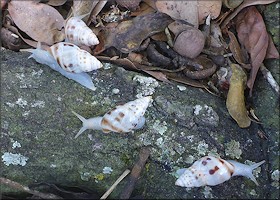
[65,15,99,47]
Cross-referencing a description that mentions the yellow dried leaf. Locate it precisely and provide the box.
[226,64,251,128]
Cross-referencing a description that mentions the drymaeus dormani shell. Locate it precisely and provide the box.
[65,15,99,47]
[175,155,265,188]
[72,96,152,138]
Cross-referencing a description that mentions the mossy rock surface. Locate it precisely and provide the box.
[1,3,279,199]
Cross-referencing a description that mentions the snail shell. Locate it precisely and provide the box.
[72,96,152,138]
[21,42,97,91]
[48,42,103,73]
[175,156,265,187]
[65,16,99,47]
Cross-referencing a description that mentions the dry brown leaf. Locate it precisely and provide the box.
[221,0,277,29]
[236,6,269,95]
[227,30,247,64]
[116,0,141,11]
[130,2,155,17]
[72,0,99,20]
[226,64,251,128]
[105,12,172,53]
[5,24,49,50]
[47,0,67,7]
[165,72,206,88]
[96,56,140,71]
[197,0,222,24]
[155,0,199,27]
[8,1,64,45]
[222,0,243,9]
[1,27,23,51]
[168,21,192,37]
[142,70,172,83]
[265,35,280,59]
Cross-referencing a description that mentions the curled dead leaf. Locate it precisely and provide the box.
[227,30,247,64]
[1,27,23,51]
[226,64,251,128]
[221,0,277,29]
[235,6,269,95]
[8,1,65,45]
[105,12,172,53]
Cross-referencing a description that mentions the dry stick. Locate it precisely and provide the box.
[0,177,62,199]
[119,147,151,199]
[260,63,279,95]
[100,169,131,199]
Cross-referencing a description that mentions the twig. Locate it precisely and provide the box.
[100,169,131,199]
[119,147,151,199]
[155,41,204,70]
[0,177,62,199]
[260,63,279,95]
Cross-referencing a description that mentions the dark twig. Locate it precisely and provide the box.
[147,44,171,66]
[119,146,151,199]
[183,63,217,80]
[0,177,62,199]
[155,41,204,70]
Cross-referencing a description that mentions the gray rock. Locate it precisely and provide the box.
[1,3,279,199]
[1,47,278,199]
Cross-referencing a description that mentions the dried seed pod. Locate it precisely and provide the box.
[175,155,265,188]
[48,42,103,73]
[72,96,152,138]
[173,27,205,59]
[65,15,99,46]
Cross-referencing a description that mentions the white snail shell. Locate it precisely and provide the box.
[72,96,152,138]
[175,156,265,188]
[65,16,99,47]
[48,42,103,73]
[21,42,97,91]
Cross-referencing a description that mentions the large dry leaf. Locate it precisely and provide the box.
[155,0,222,27]
[226,64,251,128]
[197,0,222,24]
[105,12,173,53]
[236,6,269,95]
[221,0,278,29]
[155,0,199,27]
[8,1,64,45]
